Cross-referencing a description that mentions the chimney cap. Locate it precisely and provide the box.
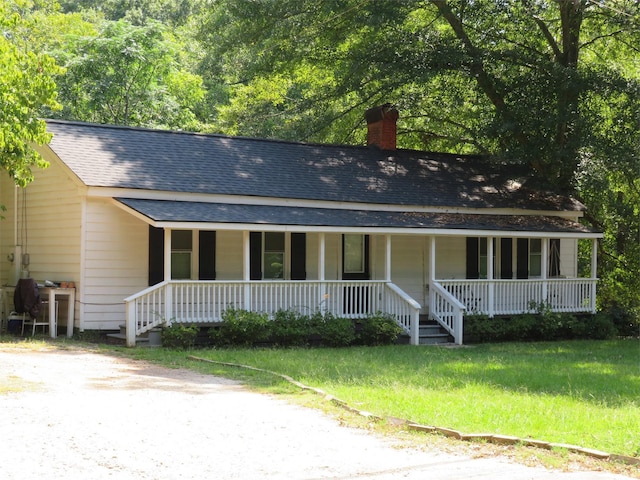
[365,103,399,124]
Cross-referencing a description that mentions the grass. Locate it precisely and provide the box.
[2,335,638,465]
[117,339,640,459]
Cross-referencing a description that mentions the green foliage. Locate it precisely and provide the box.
[269,309,311,347]
[0,0,63,186]
[161,323,198,349]
[210,308,270,347]
[309,311,355,348]
[464,307,618,344]
[356,312,404,346]
[208,308,403,348]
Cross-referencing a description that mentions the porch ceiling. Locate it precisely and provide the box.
[115,198,601,238]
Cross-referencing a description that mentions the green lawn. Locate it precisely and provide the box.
[122,339,640,458]
[4,336,637,458]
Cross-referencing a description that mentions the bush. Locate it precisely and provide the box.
[210,308,270,347]
[310,312,355,347]
[269,309,311,347]
[464,307,619,343]
[161,324,199,349]
[356,312,403,346]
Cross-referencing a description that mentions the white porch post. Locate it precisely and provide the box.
[541,237,549,306]
[318,232,326,308]
[164,228,173,326]
[243,231,251,310]
[428,236,436,315]
[487,237,494,317]
[591,238,598,313]
[385,234,391,282]
[318,233,325,281]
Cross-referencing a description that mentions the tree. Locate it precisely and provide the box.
[199,1,640,193]
[0,0,62,186]
[53,18,208,130]
[200,0,640,324]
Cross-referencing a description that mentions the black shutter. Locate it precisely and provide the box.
[249,232,262,280]
[290,233,306,280]
[148,226,164,286]
[500,238,513,279]
[516,238,529,279]
[466,237,479,279]
[199,231,216,280]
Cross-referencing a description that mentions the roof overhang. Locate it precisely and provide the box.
[113,198,602,239]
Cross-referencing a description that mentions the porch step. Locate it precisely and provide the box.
[418,322,452,345]
[105,324,161,346]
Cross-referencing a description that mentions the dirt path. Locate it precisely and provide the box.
[0,346,635,480]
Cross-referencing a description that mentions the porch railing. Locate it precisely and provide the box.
[437,278,597,317]
[124,280,421,347]
[429,281,466,345]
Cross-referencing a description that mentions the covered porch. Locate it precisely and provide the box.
[123,225,600,347]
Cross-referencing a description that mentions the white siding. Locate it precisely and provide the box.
[216,231,244,279]
[0,163,83,328]
[435,236,467,279]
[388,235,428,308]
[82,198,148,329]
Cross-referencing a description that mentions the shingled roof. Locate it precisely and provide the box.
[45,119,583,212]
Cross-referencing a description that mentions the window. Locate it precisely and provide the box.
[344,234,365,274]
[249,232,306,280]
[263,232,285,279]
[342,234,370,280]
[466,237,494,279]
[171,230,192,279]
[468,237,560,280]
[529,239,542,277]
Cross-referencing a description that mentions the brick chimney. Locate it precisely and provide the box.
[365,103,399,150]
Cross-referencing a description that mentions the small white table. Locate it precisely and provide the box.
[40,287,76,339]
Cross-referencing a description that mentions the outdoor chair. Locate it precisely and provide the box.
[10,278,43,336]
[22,300,58,336]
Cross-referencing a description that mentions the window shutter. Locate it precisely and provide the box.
[516,238,529,279]
[148,226,164,286]
[199,231,216,280]
[466,237,479,279]
[500,238,513,279]
[290,233,306,280]
[249,232,262,280]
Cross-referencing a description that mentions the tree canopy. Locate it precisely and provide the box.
[2,0,639,325]
[0,0,62,186]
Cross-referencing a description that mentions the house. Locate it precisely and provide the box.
[0,105,602,346]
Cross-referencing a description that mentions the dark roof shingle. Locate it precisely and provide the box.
[45,119,583,212]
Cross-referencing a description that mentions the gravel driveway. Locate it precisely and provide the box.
[0,346,634,480]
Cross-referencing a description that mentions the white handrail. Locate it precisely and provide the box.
[438,278,597,316]
[430,281,465,345]
[124,280,422,346]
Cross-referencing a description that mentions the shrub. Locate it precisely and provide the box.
[310,311,355,347]
[161,324,199,349]
[464,307,619,343]
[211,308,270,347]
[270,309,311,347]
[356,312,403,346]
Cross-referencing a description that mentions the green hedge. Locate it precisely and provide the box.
[207,309,403,348]
[464,305,619,343]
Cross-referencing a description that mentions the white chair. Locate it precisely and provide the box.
[22,301,58,336]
